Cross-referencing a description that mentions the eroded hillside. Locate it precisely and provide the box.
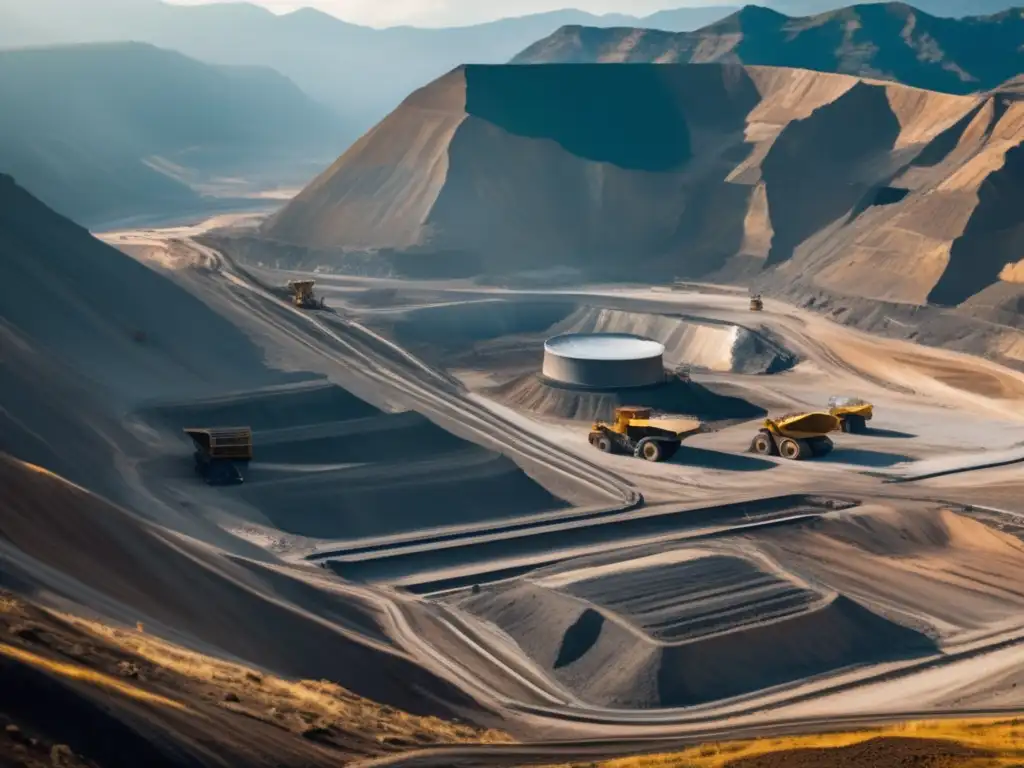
[265,63,1023,305]
[512,3,1024,96]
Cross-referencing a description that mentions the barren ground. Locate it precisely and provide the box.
[5,209,1023,765]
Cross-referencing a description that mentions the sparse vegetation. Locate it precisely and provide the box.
[0,590,511,767]
[0,595,22,614]
[68,615,511,746]
[544,720,1024,768]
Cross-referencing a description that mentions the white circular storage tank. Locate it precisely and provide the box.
[542,333,666,389]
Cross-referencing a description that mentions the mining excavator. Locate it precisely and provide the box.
[749,293,764,311]
[749,412,839,460]
[288,280,326,310]
[589,406,702,462]
[184,427,252,485]
[828,396,873,433]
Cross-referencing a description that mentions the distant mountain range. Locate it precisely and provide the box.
[0,42,343,226]
[3,0,1021,224]
[5,1,1019,145]
[767,0,1015,13]
[0,1,740,146]
[513,4,1024,95]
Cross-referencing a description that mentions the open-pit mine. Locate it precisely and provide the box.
[4,53,1024,768]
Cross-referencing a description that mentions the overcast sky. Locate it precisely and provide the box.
[164,0,724,27]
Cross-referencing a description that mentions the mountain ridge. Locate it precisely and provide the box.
[512,3,1024,96]
[4,1,1021,142]
[0,3,745,143]
[0,41,344,226]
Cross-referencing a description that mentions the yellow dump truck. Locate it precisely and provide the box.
[749,412,839,460]
[287,280,326,310]
[828,396,873,434]
[589,406,702,462]
[184,427,252,485]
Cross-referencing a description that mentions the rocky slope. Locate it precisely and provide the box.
[0,42,343,225]
[512,3,1024,96]
[0,173,512,762]
[262,62,1024,360]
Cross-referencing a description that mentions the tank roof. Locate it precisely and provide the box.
[544,333,664,361]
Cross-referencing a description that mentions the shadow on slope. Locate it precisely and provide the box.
[140,382,571,541]
[821,448,912,468]
[487,374,766,424]
[929,141,1024,306]
[0,455,478,719]
[0,324,138,502]
[675,445,776,472]
[464,64,694,170]
[0,174,307,406]
[265,63,763,276]
[762,82,902,268]
[459,577,936,708]
[0,591,508,767]
[657,595,935,707]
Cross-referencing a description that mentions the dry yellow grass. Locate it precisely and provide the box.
[547,719,1024,768]
[0,641,188,711]
[0,595,21,614]
[63,614,513,747]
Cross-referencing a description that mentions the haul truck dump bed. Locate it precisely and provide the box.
[749,412,840,460]
[828,396,874,433]
[589,406,702,462]
[184,427,252,485]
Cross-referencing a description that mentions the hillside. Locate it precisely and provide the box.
[0,170,511,748]
[512,3,1024,96]
[263,63,1024,344]
[0,2,739,143]
[768,0,1017,14]
[0,42,343,226]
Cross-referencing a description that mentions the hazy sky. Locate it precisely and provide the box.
[164,0,720,27]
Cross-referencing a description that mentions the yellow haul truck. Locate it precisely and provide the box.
[287,280,326,310]
[589,406,702,462]
[749,412,839,460]
[828,396,874,434]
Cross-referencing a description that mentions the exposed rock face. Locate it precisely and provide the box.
[511,3,1024,97]
[266,61,1024,317]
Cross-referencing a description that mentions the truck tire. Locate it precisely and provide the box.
[637,439,664,462]
[594,434,614,454]
[751,431,776,456]
[842,415,865,434]
[779,437,806,460]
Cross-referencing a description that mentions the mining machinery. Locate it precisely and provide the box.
[749,412,839,460]
[749,293,764,311]
[589,406,702,462]
[184,427,252,485]
[828,396,874,433]
[288,280,326,310]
